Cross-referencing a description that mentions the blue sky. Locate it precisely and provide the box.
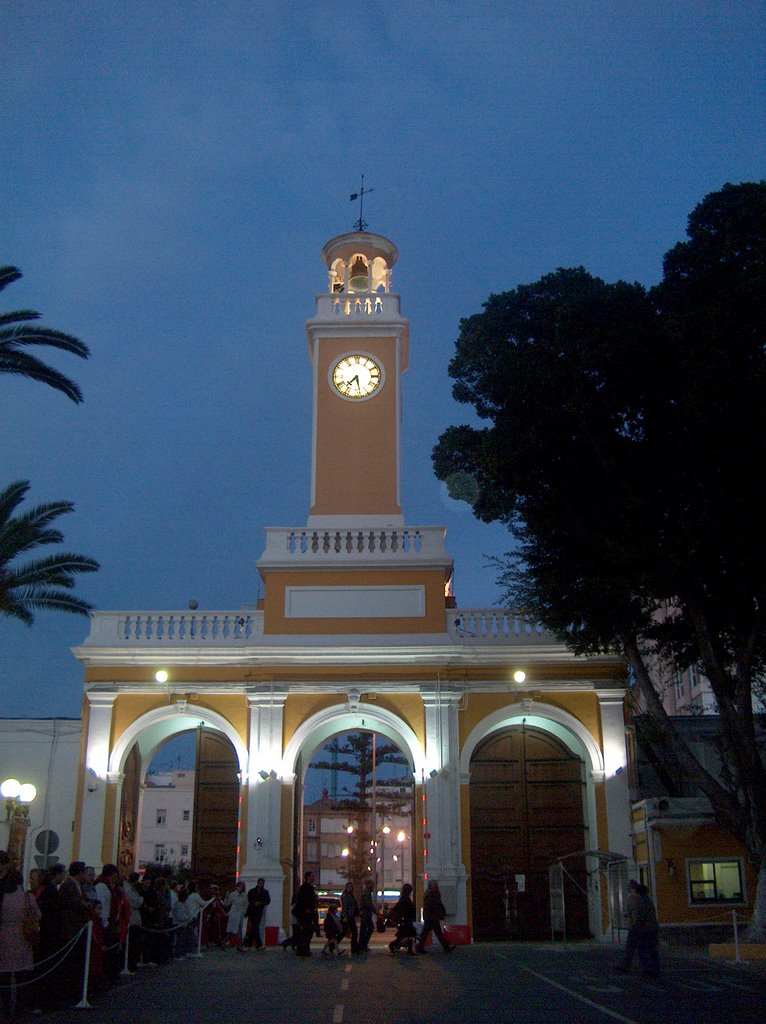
[1,2,764,719]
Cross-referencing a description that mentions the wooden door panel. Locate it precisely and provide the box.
[470,726,588,941]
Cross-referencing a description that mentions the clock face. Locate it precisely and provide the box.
[330,354,384,400]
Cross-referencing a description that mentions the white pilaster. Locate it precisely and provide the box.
[78,691,117,867]
[421,687,467,923]
[596,689,632,858]
[241,688,288,934]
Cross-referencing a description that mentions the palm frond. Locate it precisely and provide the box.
[0,349,84,402]
[0,325,89,358]
[0,266,22,293]
[0,310,41,328]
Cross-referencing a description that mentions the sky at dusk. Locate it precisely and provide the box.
[1,2,764,720]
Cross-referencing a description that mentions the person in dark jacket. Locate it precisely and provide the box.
[339,881,360,953]
[416,879,454,953]
[294,871,319,957]
[388,882,417,955]
[358,879,377,953]
[244,878,271,949]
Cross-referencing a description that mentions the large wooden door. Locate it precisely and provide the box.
[192,728,240,887]
[117,745,141,873]
[470,726,588,940]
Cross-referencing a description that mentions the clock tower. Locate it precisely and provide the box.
[256,228,453,635]
[306,231,409,526]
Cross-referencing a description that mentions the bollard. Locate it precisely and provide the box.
[74,920,93,1009]
[121,927,134,976]
[188,909,203,959]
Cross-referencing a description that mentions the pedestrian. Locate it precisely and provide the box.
[340,881,360,953]
[416,879,454,954]
[0,852,41,1017]
[322,901,344,957]
[294,871,319,957]
[281,892,300,951]
[244,877,271,949]
[124,872,144,970]
[223,881,248,949]
[617,880,660,977]
[358,878,377,953]
[387,882,417,955]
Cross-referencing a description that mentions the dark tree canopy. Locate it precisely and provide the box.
[433,182,766,937]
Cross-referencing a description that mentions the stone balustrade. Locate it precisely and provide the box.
[83,610,262,645]
[81,606,553,647]
[446,609,553,644]
[259,525,450,565]
[313,292,402,319]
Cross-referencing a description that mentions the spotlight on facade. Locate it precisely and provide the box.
[513,670,526,684]
[155,670,169,683]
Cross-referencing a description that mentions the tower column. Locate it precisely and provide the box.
[242,688,288,933]
[421,688,468,923]
[78,691,117,866]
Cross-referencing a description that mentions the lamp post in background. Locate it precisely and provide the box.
[1,778,37,874]
[397,830,407,886]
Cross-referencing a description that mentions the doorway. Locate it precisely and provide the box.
[470,724,588,940]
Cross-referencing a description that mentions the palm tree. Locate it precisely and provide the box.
[0,265,89,402]
[0,480,99,624]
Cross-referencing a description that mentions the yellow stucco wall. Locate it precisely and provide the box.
[262,568,449,635]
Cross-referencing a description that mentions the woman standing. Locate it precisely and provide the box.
[0,852,41,1016]
[223,881,248,949]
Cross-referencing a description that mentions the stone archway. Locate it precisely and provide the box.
[282,702,425,896]
[110,707,247,882]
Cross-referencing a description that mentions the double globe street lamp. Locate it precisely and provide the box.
[1,777,37,872]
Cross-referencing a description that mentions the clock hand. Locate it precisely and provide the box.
[348,374,360,388]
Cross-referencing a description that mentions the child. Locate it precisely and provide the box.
[322,901,344,957]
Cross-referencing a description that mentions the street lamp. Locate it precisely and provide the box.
[1,778,37,872]
[397,830,407,886]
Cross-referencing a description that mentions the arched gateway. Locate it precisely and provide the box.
[72,228,630,941]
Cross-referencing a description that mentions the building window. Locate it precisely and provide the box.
[307,817,316,834]
[156,809,166,826]
[181,845,189,857]
[687,859,744,904]
[674,673,685,700]
[182,809,190,821]
[154,844,166,862]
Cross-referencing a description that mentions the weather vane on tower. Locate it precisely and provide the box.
[349,175,374,232]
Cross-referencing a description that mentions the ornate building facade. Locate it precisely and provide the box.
[71,230,631,941]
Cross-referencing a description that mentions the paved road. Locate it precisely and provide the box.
[42,941,766,1024]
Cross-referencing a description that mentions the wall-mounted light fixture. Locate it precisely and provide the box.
[513,670,526,684]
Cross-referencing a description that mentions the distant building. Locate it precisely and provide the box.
[303,785,412,894]
[137,770,195,868]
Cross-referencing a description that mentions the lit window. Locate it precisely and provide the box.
[156,809,166,826]
[182,809,190,821]
[688,859,744,904]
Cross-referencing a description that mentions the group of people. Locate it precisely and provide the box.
[283,872,456,959]
[0,850,245,1015]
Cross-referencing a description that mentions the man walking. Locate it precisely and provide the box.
[244,877,271,949]
[358,879,377,953]
[294,871,319,957]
